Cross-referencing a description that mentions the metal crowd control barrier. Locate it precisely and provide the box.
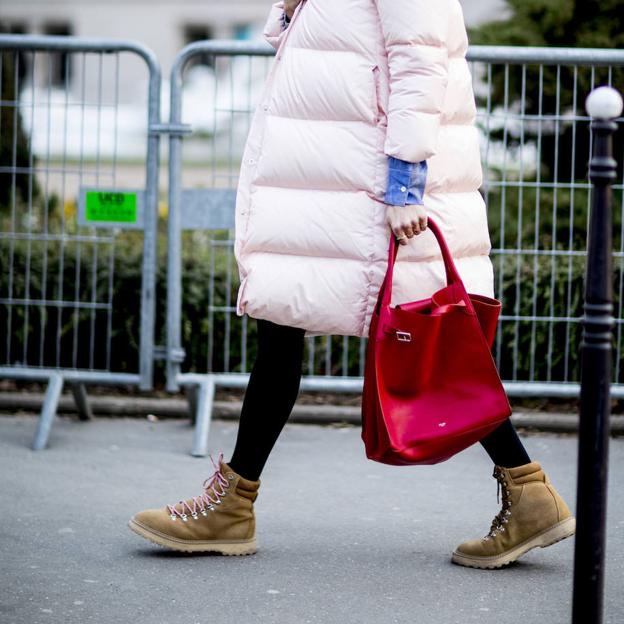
[2,36,623,457]
[165,42,624,456]
[0,35,161,448]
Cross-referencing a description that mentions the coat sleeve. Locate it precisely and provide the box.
[373,0,450,163]
[263,2,288,50]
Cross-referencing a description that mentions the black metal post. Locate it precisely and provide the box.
[571,90,620,624]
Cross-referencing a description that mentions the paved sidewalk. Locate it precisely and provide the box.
[1,416,622,624]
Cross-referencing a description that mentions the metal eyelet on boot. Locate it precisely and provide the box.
[200,509,208,517]
[191,513,199,520]
[181,513,188,522]
[170,514,177,521]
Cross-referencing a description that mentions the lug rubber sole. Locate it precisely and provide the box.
[128,518,257,555]
[451,516,576,570]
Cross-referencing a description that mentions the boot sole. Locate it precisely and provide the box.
[128,518,257,555]
[451,516,576,570]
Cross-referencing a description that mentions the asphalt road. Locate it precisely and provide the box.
[1,416,622,624]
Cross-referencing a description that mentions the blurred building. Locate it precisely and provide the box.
[3,1,265,72]
[0,0,509,162]
[1,0,508,75]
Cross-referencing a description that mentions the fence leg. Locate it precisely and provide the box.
[32,373,64,451]
[69,383,93,421]
[571,86,622,624]
[191,375,216,458]
[185,384,199,425]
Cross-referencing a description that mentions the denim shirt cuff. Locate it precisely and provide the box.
[384,157,427,206]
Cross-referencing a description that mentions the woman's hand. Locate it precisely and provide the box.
[386,204,428,246]
[283,0,303,19]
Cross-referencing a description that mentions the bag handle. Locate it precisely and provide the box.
[376,217,474,314]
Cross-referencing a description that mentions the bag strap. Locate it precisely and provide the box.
[376,217,475,314]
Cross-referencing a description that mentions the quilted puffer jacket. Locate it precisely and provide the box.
[234,0,494,338]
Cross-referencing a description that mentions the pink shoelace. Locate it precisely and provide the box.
[167,452,232,521]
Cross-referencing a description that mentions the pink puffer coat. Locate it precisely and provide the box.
[234,0,494,338]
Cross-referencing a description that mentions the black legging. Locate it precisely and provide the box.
[228,317,530,481]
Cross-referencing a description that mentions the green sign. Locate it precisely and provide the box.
[85,191,137,223]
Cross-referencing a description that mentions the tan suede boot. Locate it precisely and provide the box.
[451,461,576,569]
[128,454,260,555]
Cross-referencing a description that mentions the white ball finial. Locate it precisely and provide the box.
[585,86,623,119]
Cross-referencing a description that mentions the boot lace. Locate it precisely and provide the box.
[167,452,232,521]
[482,467,513,541]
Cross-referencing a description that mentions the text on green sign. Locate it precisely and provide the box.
[85,191,137,223]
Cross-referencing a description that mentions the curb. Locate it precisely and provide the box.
[1,392,623,434]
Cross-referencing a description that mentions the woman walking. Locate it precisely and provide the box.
[129,0,575,569]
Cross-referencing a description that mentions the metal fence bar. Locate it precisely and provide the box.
[0,34,161,447]
[141,47,162,391]
[468,46,624,65]
[168,370,624,400]
[0,366,140,384]
[31,371,63,450]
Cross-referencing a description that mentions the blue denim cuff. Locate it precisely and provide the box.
[383,157,427,206]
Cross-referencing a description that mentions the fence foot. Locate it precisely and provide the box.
[190,376,216,458]
[69,383,93,421]
[185,384,199,425]
[32,373,64,451]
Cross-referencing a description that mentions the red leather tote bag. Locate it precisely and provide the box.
[361,218,512,466]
